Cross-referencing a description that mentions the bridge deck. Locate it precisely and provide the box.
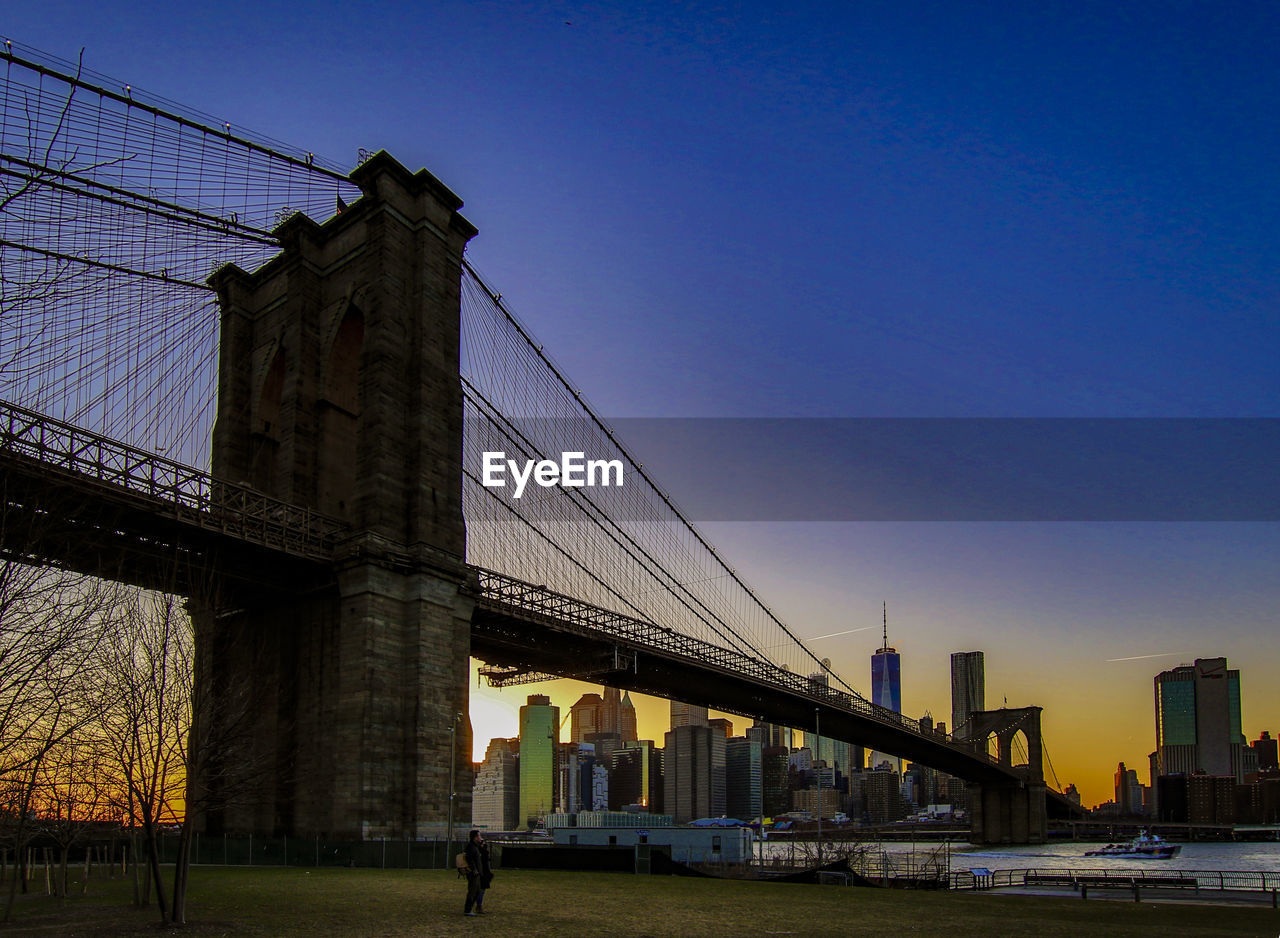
[0,400,344,592]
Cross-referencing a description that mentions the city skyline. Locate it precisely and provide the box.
[472,645,1273,809]
[486,662,1280,830]
[7,3,1278,811]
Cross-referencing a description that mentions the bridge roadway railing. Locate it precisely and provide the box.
[471,568,996,766]
[0,399,347,562]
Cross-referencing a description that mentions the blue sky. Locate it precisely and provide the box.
[6,1,1278,802]
[12,2,1277,420]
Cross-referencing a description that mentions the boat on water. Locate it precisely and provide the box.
[1085,830,1181,859]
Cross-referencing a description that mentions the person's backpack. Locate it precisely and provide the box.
[455,851,470,878]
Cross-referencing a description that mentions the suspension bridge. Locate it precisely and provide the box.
[0,42,1075,843]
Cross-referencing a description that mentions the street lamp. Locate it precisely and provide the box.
[815,707,822,864]
[446,711,463,856]
[546,732,557,825]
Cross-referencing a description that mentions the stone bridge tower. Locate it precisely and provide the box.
[199,152,476,839]
[965,707,1048,844]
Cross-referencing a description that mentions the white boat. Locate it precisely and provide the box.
[1085,830,1181,859]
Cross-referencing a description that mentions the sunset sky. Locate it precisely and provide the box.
[8,2,1278,806]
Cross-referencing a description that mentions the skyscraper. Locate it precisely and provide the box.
[865,764,906,824]
[1114,761,1142,815]
[583,731,622,771]
[557,741,583,813]
[870,603,901,773]
[580,686,637,742]
[1253,731,1278,772]
[577,742,601,810]
[589,762,609,812]
[663,724,726,823]
[620,690,638,742]
[950,651,985,739]
[751,719,791,750]
[902,762,938,812]
[569,693,605,744]
[708,717,734,738]
[558,741,608,812]
[1154,657,1249,782]
[800,730,856,773]
[670,700,709,728]
[761,745,790,817]
[518,694,560,828]
[726,735,763,822]
[472,737,519,831]
[601,686,623,737]
[610,740,662,810]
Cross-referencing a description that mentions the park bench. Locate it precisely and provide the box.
[1024,873,1198,892]
[1022,873,1143,889]
[1023,873,1081,888]
[1076,875,1136,888]
[1069,875,1200,901]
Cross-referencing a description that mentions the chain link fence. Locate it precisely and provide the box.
[154,833,473,870]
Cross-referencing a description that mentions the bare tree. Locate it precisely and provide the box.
[95,581,268,926]
[0,547,114,921]
[31,726,116,902]
[96,590,189,923]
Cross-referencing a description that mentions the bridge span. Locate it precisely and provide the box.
[0,46,1073,844]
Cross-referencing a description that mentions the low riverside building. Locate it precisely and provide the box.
[551,825,754,863]
[544,810,672,829]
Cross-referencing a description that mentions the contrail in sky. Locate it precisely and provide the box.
[1105,653,1186,662]
[806,627,873,642]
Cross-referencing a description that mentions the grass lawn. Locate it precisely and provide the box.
[3,866,1277,937]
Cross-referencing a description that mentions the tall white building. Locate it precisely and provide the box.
[472,737,519,831]
[589,763,609,811]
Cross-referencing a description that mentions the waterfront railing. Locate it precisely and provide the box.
[949,866,1280,895]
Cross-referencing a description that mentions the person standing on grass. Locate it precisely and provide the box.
[463,830,493,916]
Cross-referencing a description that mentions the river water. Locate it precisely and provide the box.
[759,838,1280,874]
[905,839,1280,874]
